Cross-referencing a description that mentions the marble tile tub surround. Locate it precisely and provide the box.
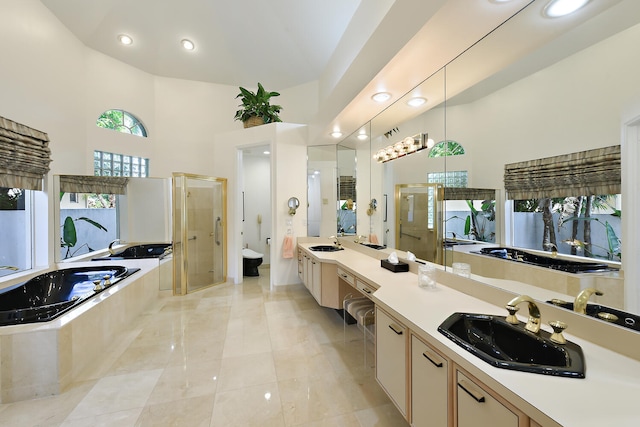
[0,269,407,427]
[0,260,160,403]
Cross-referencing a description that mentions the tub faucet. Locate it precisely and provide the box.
[574,288,603,314]
[0,266,19,270]
[505,294,541,334]
[354,235,367,244]
[108,239,124,255]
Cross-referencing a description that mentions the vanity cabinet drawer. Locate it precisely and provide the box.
[337,267,355,286]
[455,369,525,427]
[356,279,375,298]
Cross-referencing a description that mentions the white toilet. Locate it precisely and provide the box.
[242,248,263,276]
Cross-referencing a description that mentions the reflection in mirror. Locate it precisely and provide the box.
[337,143,357,235]
[443,1,637,316]
[395,183,442,263]
[358,1,639,323]
[370,68,446,257]
[307,145,337,237]
[443,188,497,246]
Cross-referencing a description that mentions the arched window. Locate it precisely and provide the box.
[96,109,147,137]
[428,140,465,158]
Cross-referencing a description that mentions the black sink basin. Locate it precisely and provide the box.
[309,245,344,252]
[438,312,585,378]
[546,300,640,332]
[360,243,386,250]
[474,246,616,274]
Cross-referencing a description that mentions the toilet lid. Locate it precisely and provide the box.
[242,248,263,259]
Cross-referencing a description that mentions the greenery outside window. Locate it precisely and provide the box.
[512,194,621,262]
[96,109,147,137]
[428,140,465,158]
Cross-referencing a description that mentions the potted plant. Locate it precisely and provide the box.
[234,82,283,128]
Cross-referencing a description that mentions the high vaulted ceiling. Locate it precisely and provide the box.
[40,0,363,89]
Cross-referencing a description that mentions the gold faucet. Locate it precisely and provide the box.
[505,295,541,334]
[0,266,19,270]
[574,288,603,314]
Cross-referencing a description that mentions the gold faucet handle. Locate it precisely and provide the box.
[549,320,568,345]
[93,280,103,292]
[505,305,520,324]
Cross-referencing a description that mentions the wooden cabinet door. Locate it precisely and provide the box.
[311,258,321,302]
[411,334,448,427]
[456,370,522,427]
[376,306,408,418]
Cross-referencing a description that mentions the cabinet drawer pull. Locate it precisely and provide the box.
[388,323,404,335]
[458,380,485,403]
[422,350,443,368]
[312,261,316,264]
[361,287,372,294]
[340,273,349,279]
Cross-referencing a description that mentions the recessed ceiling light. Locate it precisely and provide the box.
[181,39,195,50]
[407,97,427,107]
[331,131,343,138]
[357,134,368,141]
[118,34,133,46]
[371,92,391,103]
[263,150,270,155]
[543,0,589,18]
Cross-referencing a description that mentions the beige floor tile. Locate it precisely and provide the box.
[278,373,353,426]
[146,358,221,405]
[211,382,285,427]
[136,394,215,427]
[272,342,333,381]
[218,352,277,392]
[354,403,410,427]
[0,380,96,427]
[60,408,142,427]
[65,370,162,420]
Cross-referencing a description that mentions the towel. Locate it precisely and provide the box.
[282,235,295,258]
[369,234,379,244]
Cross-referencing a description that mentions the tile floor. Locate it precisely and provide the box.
[0,267,409,426]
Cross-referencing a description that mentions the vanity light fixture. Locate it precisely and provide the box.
[373,133,430,163]
[407,97,427,107]
[181,39,195,50]
[543,0,589,18]
[118,34,133,45]
[331,131,343,138]
[371,92,391,103]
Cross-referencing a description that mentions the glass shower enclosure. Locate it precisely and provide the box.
[172,173,227,295]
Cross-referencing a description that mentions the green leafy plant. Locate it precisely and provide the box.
[233,82,283,125]
[59,192,109,259]
[61,216,108,259]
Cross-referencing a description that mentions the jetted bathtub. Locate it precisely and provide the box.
[0,265,139,326]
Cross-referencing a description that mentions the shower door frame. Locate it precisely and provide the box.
[172,173,227,295]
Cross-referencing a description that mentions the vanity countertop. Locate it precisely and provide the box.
[298,243,640,427]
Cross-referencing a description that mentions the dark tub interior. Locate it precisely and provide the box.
[474,247,617,274]
[0,266,139,326]
[93,243,172,261]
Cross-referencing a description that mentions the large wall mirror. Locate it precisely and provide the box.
[309,0,640,323]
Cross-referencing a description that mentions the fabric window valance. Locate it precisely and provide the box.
[0,116,52,191]
[504,145,621,200]
[59,175,129,195]
[443,187,496,201]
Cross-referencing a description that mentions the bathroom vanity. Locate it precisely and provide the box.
[297,240,640,427]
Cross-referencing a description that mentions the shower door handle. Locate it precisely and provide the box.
[215,217,221,246]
